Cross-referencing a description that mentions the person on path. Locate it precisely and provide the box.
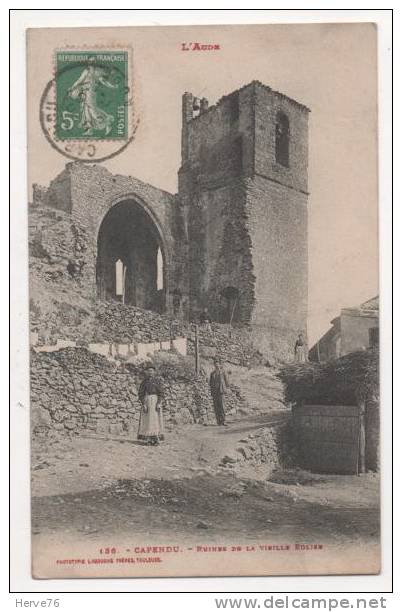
[200,307,212,333]
[209,358,229,426]
[137,365,165,445]
[294,333,308,363]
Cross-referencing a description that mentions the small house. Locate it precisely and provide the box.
[309,296,379,362]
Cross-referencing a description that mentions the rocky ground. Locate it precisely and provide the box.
[31,409,380,549]
[30,360,380,579]
[28,205,380,576]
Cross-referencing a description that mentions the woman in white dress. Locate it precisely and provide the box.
[137,365,165,445]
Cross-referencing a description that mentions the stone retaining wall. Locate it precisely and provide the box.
[31,347,244,436]
[220,418,294,474]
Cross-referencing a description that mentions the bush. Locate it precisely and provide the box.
[148,351,196,382]
[278,348,379,406]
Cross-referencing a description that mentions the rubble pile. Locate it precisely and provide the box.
[29,206,88,281]
[220,419,295,474]
[28,206,264,366]
[29,205,95,343]
[92,302,187,344]
[92,308,263,367]
[189,323,265,367]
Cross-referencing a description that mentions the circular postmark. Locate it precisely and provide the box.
[40,50,138,162]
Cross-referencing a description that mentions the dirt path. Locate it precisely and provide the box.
[32,409,380,552]
[32,471,380,548]
[228,365,288,412]
[31,411,288,498]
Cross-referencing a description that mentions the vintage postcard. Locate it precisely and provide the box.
[27,23,380,579]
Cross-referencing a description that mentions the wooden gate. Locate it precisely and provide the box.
[292,404,362,475]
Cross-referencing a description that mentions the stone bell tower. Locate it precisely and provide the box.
[178,80,309,358]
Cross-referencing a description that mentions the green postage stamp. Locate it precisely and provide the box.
[55,50,128,140]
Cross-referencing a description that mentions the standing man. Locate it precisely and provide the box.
[209,357,229,426]
[137,365,165,445]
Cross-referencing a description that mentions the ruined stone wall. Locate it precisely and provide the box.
[41,163,187,314]
[29,204,95,342]
[29,195,189,343]
[29,205,88,278]
[180,84,257,321]
[31,348,139,434]
[32,184,48,207]
[245,175,308,358]
[30,80,309,363]
[248,84,308,357]
[181,85,255,180]
[45,167,72,212]
[254,83,309,194]
[180,81,309,358]
[205,182,255,324]
[31,347,247,436]
[186,180,255,322]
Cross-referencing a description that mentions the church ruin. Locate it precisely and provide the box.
[32,80,309,357]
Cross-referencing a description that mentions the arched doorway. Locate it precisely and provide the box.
[96,199,166,312]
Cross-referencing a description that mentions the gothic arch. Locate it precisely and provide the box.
[96,195,170,313]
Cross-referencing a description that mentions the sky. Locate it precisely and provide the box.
[27,23,378,344]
